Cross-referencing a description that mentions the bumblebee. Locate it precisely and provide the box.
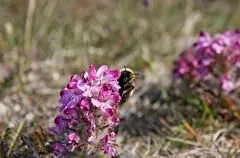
[118,67,137,104]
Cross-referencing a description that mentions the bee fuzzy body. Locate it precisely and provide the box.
[118,68,136,104]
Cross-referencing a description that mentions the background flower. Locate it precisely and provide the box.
[173,30,240,94]
[172,30,240,122]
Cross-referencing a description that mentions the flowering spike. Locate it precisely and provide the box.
[173,30,240,94]
[50,64,121,157]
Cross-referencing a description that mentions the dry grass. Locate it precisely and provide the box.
[0,0,240,157]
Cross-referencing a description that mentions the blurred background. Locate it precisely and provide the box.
[0,0,240,157]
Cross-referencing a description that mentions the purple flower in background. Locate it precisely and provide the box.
[142,0,151,7]
[173,30,240,93]
[50,64,121,157]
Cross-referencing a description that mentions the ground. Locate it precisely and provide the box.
[0,0,240,157]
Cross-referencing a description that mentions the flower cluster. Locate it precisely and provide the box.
[173,30,240,94]
[50,64,121,157]
[142,0,151,7]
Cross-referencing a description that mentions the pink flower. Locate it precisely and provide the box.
[68,133,80,144]
[52,143,68,158]
[211,43,224,54]
[50,64,122,157]
[100,131,117,157]
[221,73,235,93]
[173,30,240,93]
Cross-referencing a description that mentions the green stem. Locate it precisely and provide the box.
[7,120,25,157]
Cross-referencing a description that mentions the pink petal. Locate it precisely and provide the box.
[91,98,101,108]
[80,99,90,111]
[68,133,80,144]
[88,64,97,81]
[212,43,224,54]
[83,71,88,79]
[88,135,96,143]
[96,65,109,77]
[109,70,121,79]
